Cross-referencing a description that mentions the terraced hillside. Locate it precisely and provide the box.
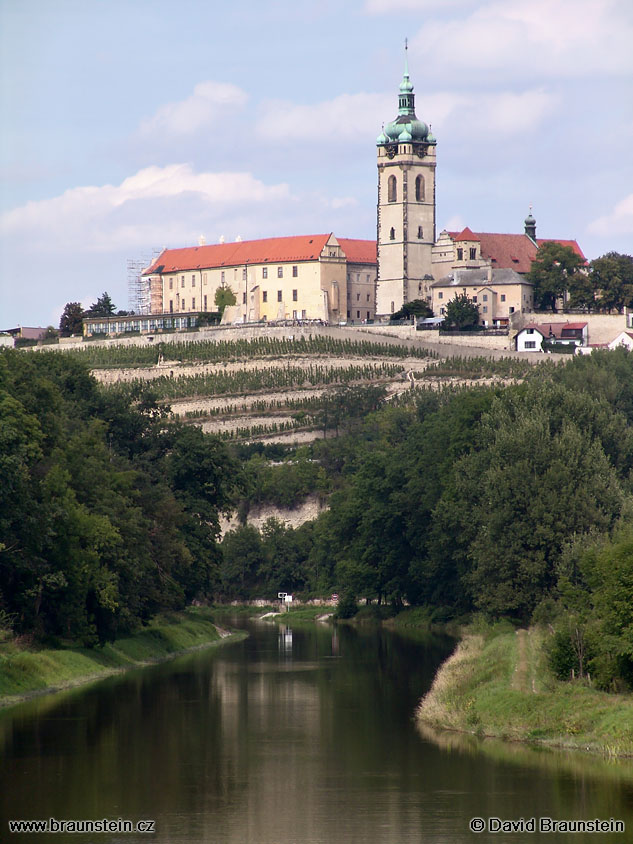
[83,334,537,444]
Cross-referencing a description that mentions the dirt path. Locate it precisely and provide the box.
[512,629,539,693]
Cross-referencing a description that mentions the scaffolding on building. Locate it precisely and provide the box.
[127,248,161,314]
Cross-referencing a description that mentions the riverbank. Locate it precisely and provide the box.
[0,609,245,709]
[417,623,633,757]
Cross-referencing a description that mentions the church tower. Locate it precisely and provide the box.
[376,46,436,317]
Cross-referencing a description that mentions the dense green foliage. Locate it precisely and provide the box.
[528,246,633,314]
[217,349,633,689]
[0,349,241,646]
[390,299,433,321]
[442,293,480,329]
[4,342,633,693]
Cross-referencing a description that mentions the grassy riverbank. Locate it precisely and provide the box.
[417,623,633,757]
[0,609,244,709]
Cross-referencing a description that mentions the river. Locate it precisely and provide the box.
[1,618,632,843]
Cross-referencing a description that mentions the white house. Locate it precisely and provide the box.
[515,321,588,352]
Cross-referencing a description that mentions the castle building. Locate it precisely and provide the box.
[375,46,437,317]
[141,234,376,325]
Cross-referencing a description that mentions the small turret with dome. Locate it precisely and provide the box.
[377,41,435,148]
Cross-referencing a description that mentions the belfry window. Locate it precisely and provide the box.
[415,175,425,201]
[388,175,397,203]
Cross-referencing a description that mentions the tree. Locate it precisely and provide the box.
[59,302,84,336]
[590,252,633,313]
[214,285,236,316]
[390,299,433,321]
[443,293,479,329]
[528,242,585,312]
[86,292,117,317]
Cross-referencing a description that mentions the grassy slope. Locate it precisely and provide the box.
[417,624,633,757]
[0,610,243,707]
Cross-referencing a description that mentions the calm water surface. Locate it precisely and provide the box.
[1,618,632,843]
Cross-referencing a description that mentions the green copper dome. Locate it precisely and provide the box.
[377,46,435,147]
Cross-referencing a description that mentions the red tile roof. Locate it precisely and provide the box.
[338,238,377,264]
[447,231,585,274]
[454,226,479,242]
[143,234,376,275]
[520,322,587,339]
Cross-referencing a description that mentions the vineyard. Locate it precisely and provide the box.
[62,336,437,368]
[83,335,533,443]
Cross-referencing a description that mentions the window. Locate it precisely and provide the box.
[203,295,207,310]
[357,310,360,319]
[292,310,298,319]
[366,294,370,302]
[262,267,268,279]
[192,274,196,286]
[457,248,463,261]
[388,175,397,202]
[509,307,515,313]
[292,266,298,278]
[440,307,445,315]
[483,306,487,313]
[356,293,360,301]
[242,292,246,304]
[366,274,370,282]
[221,271,225,283]
[500,294,506,302]
[390,227,395,240]
[469,248,477,260]
[277,266,283,278]
[302,310,307,319]
[418,226,423,239]
[192,297,196,309]
[263,291,268,302]
[169,300,173,313]
[524,341,536,349]
[391,301,394,313]
[526,328,534,334]
[415,174,425,201]
[472,296,477,303]
[203,273,207,285]
[181,276,185,288]
[438,292,443,300]
[292,289,298,302]
[483,294,488,302]
[169,279,173,290]
[277,290,282,302]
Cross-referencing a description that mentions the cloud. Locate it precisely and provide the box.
[256,92,392,142]
[138,81,249,137]
[0,164,291,252]
[588,193,633,237]
[410,0,633,79]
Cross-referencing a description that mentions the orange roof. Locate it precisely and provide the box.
[338,238,377,264]
[454,226,479,242]
[143,234,377,275]
[447,231,585,274]
[144,234,335,275]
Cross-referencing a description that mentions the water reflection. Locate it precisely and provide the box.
[1,620,632,844]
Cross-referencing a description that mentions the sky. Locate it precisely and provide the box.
[1,0,632,329]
